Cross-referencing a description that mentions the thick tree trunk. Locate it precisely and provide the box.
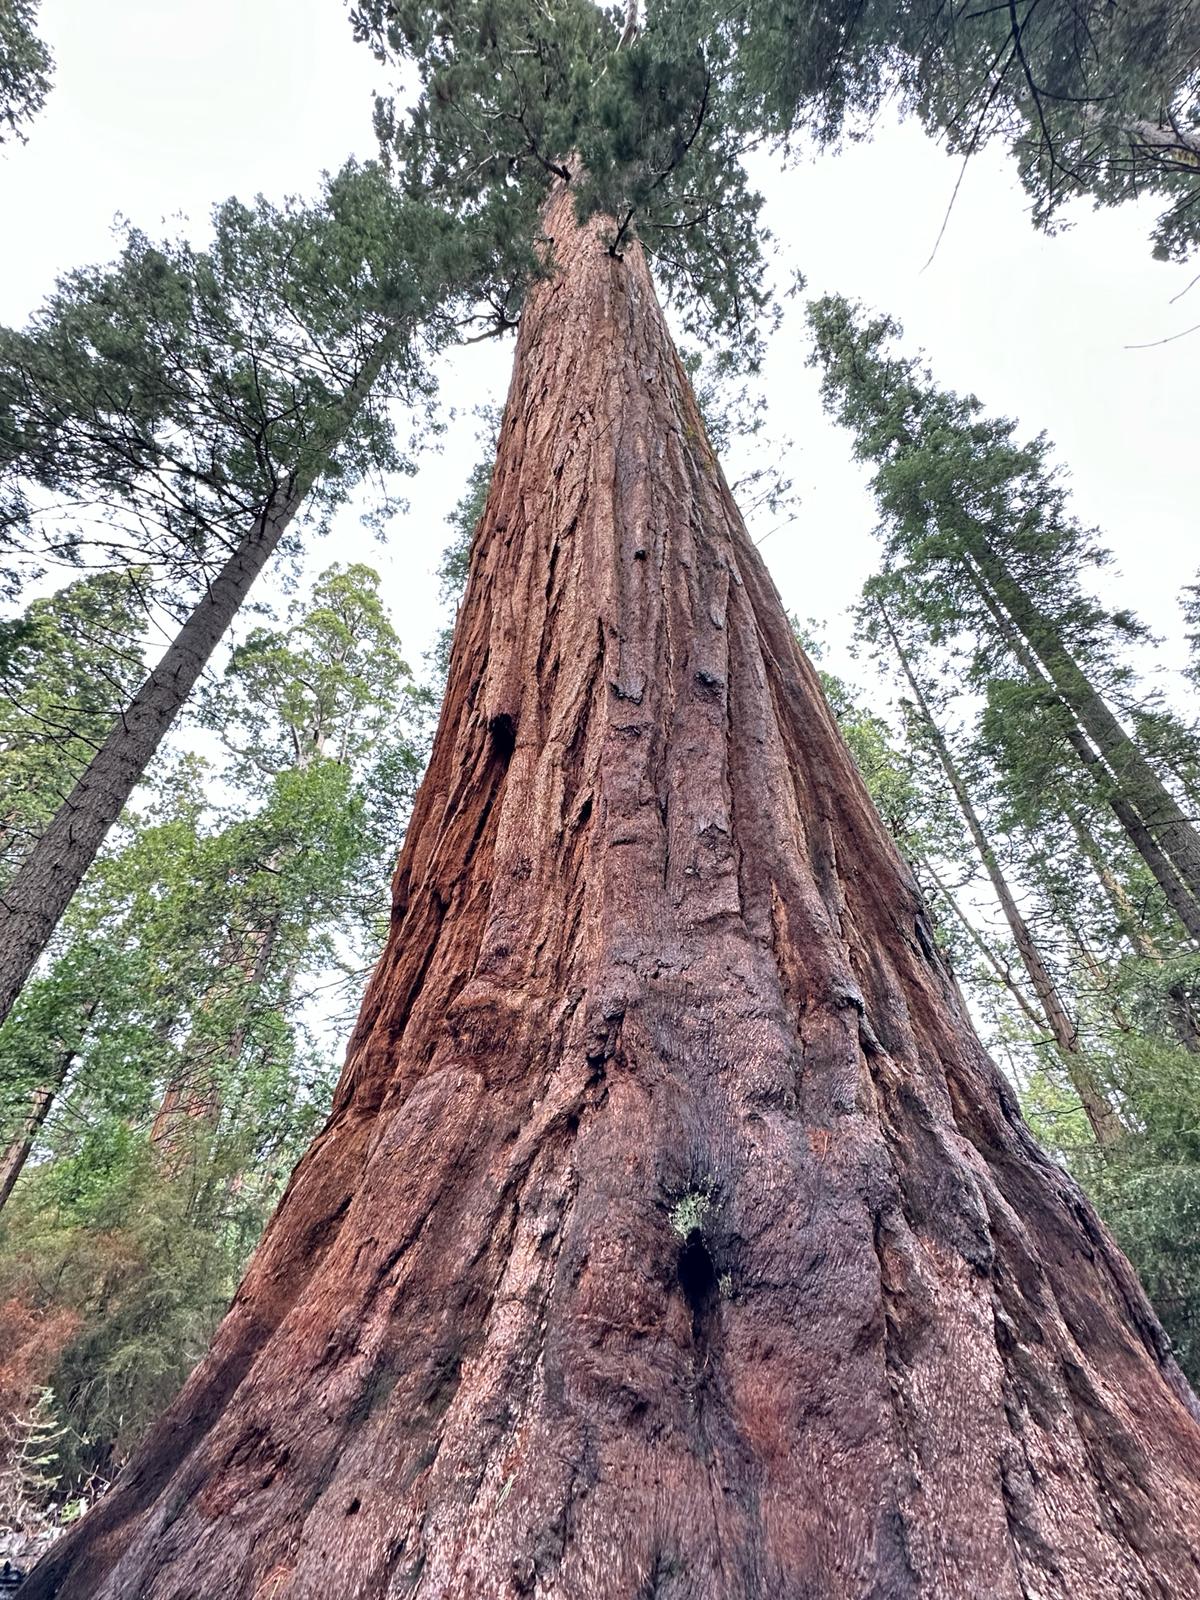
[28,183,1200,1600]
[0,340,392,1030]
[878,603,1123,1146]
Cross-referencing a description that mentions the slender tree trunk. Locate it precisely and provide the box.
[968,570,1200,942]
[0,996,97,1211]
[0,1085,53,1210]
[28,183,1200,1600]
[918,854,1054,1033]
[1065,804,1161,962]
[965,548,1200,932]
[0,340,393,1030]
[1064,803,1200,1053]
[1064,917,1135,1035]
[878,603,1123,1146]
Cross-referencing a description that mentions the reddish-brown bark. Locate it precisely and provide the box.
[28,182,1200,1599]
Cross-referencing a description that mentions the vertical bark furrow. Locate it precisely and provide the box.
[28,182,1200,1600]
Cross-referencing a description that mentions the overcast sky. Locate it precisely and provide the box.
[3,0,1197,706]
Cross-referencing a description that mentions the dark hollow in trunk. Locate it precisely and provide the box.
[29,183,1200,1600]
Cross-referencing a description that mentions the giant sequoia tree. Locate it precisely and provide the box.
[27,166,1200,1598]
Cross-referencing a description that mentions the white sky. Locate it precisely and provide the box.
[2,0,1197,707]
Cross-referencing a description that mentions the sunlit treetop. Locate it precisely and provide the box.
[202,562,420,783]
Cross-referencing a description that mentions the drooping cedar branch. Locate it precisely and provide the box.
[29,181,1200,1600]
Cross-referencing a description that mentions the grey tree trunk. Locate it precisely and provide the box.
[967,547,1200,925]
[966,566,1200,943]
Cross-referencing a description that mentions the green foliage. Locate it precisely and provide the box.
[0,565,425,1491]
[0,162,456,597]
[428,425,496,693]
[1184,580,1200,692]
[1011,1061,1095,1153]
[1078,1027,1200,1380]
[723,0,1200,259]
[0,571,146,882]
[810,295,1199,942]
[353,0,1200,276]
[1,1139,259,1485]
[818,664,923,845]
[205,561,418,779]
[0,0,52,145]
[809,294,1144,691]
[0,1388,62,1517]
[799,621,966,866]
[669,1188,712,1238]
[438,459,488,605]
[351,0,774,364]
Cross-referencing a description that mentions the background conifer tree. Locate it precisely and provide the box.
[0,0,51,145]
[0,564,424,1492]
[0,163,459,1025]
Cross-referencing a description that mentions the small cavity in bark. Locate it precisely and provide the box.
[678,1234,718,1334]
[488,712,517,763]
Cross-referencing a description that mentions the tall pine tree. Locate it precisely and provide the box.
[0,162,458,1026]
[809,293,1200,946]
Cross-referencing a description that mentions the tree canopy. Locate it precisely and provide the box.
[0,0,51,145]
